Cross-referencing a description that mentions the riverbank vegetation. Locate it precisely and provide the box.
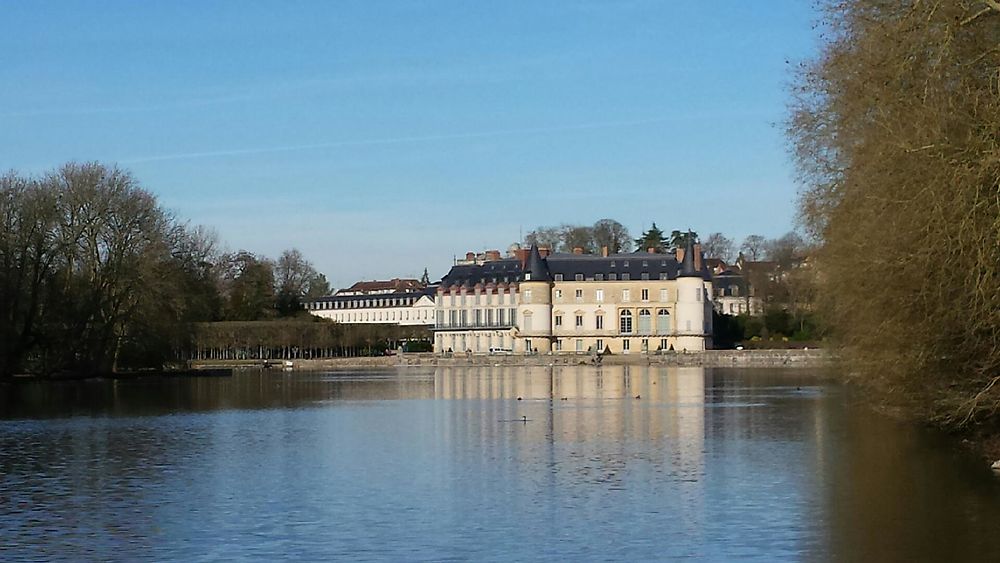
[789,1,1000,433]
[0,163,334,378]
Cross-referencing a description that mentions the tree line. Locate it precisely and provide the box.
[0,162,331,378]
[523,220,809,266]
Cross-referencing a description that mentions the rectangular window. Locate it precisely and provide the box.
[642,339,649,353]
[641,289,649,301]
[575,289,583,301]
[475,309,482,326]
[554,274,563,281]
[554,289,562,300]
[641,272,650,280]
[596,316,604,330]
[660,273,669,280]
[595,273,604,281]
[555,339,562,351]
[575,273,584,281]
[660,338,668,351]
[609,273,617,281]
[622,289,630,302]
[576,339,583,352]
[524,289,532,302]
[449,310,457,325]
[622,273,630,281]
[555,315,563,327]
[460,310,467,326]
[596,338,604,352]
[596,289,604,302]
[660,289,668,302]
[575,315,584,328]
[623,339,630,351]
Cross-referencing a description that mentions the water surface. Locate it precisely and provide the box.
[2,366,999,561]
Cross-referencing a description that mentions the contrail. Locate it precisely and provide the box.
[118,117,683,164]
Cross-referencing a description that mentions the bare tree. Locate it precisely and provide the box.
[789,1,1000,425]
[592,219,632,253]
[702,232,735,263]
[740,235,766,261]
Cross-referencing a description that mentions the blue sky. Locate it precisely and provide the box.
[1,1,819,288]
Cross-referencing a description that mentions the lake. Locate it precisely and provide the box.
[2,366,1000,561]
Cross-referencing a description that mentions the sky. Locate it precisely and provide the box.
[1,1,820,288]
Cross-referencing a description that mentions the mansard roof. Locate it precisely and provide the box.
[439,258,523,288]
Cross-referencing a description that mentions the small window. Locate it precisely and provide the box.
[554,273,563,281]
[622,273,630,281]
[575,289,583,300]
[622,289,630,302]
[596,338,604,351]
[596,315,604,329]
[555,289,563,299]
[575,315,584,328]
[623,261,629,267]
[609,273,617,281]
[642,260,648,267]
[641,289,649,301]
[641,272,650,280]
[595,289,604,302]
[575,273,584,282]
[595,273,604,281]
[525,272,532,281]
[555,315,563,327]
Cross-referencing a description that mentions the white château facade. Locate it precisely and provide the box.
[304,279,435,326]
[433,241,713,354]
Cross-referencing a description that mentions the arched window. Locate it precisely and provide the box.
[638,309,651,334]
[657,309,671,334]
[619,310,633,334]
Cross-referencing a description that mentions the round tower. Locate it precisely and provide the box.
[517,245,553,354]
[675,237,707,351]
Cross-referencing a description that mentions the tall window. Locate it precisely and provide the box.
[523,312,533,332]
[596,315,604,330]
[638,309,651,334]
[622,289,630,302]
[596,289,604,302]
[657,309,671,334]
[555,289,562,300]
[660,288,668,302]
[555,314,563,327]
[596,339,604,352]
[641,288,649,301]
[575,314,584,328]
[524,289,532,302]
[620,310,633,334]
[575,289,583,301]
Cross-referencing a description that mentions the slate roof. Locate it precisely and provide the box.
[438,248,711,289]
[305,289,429,308]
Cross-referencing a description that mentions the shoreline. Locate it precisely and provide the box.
[189,348,831,371]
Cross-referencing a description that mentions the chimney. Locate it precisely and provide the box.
[573,247,583,255]
[694,243,703,271]
[539,246,551,258]
[676,247,685,263]
[465,252,475,261]
[485,250,501,261]
[601,246,609,257]
[648,247,656,254]
[515,248,529,266]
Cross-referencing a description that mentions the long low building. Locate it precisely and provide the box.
[304,279,436,326]
[433,240,713,355]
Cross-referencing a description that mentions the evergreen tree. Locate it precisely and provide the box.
[634,223,669,253]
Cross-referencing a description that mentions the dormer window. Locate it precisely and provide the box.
[525,272,532,281]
